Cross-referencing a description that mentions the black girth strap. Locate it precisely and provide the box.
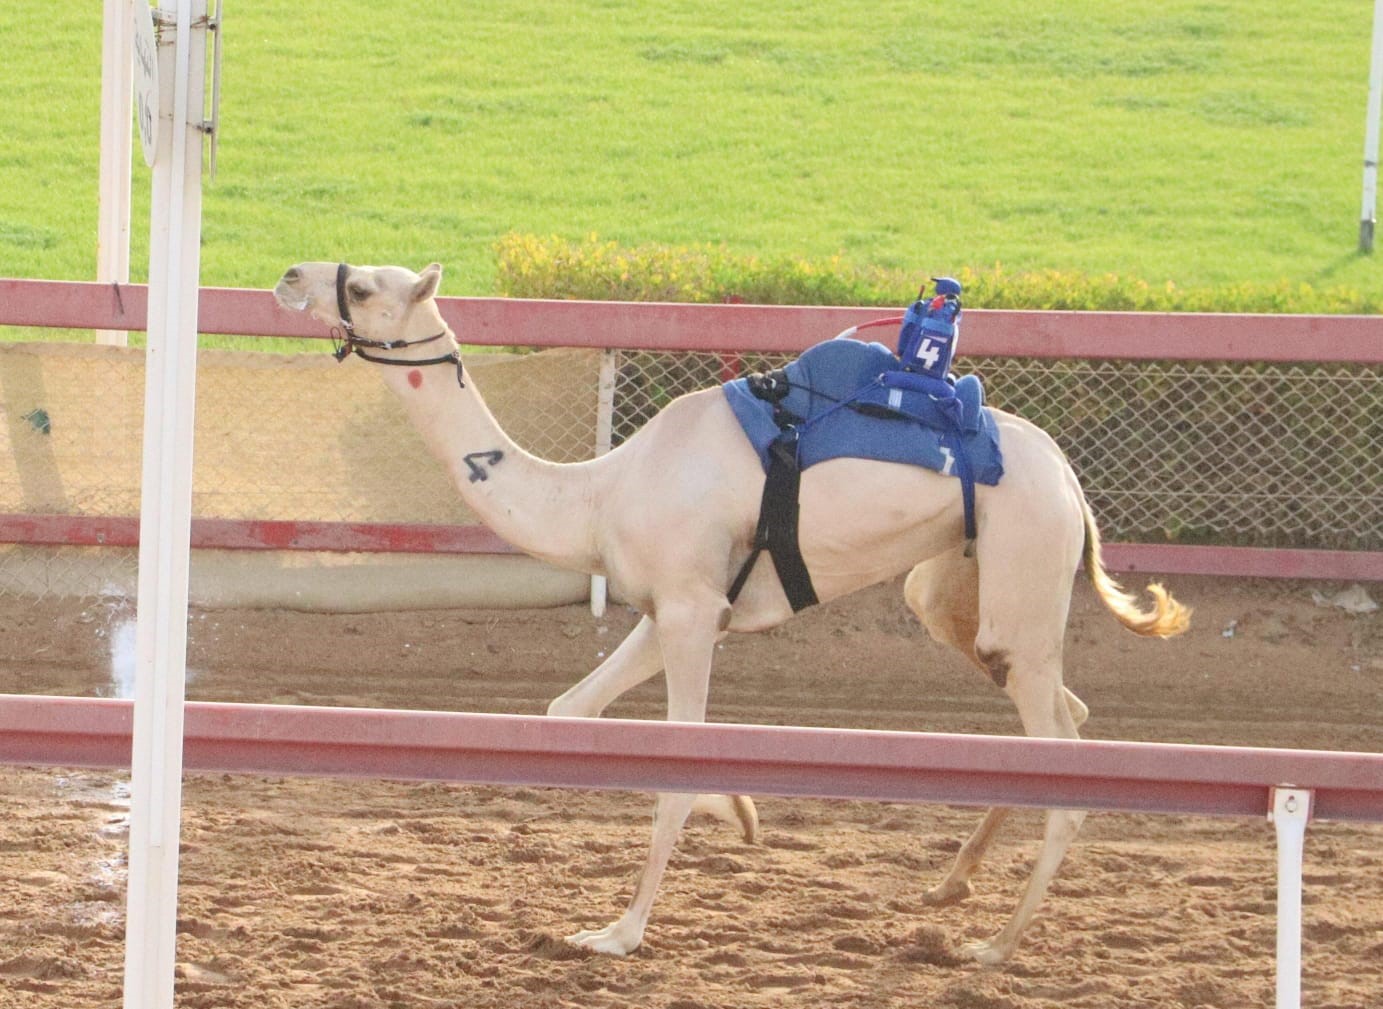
[726,428,819,613]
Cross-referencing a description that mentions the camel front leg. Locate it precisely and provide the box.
[567,597,721,955]
[568,790,700,955]
[547,615,758,843]
[546,616,662,718]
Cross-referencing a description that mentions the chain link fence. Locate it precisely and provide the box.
[1,339,1378,601]
[611,351,1381,552]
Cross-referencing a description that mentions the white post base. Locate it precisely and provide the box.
[1269,786,1313,1009]
[589,351,618,618]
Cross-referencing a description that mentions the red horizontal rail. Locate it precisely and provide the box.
[2,514,1375,579]
[1104,544,1383,582]
[2,278,1381,362]
[0,695,1378,822]
[450,301,1383,362]
[0,514,515,555]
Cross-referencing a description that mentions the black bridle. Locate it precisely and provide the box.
[330,262,465,388]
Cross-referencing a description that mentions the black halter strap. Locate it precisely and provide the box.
[334,261,356,335]
[331,262,465,388]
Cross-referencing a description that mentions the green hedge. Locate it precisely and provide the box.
[495,233,1383,314]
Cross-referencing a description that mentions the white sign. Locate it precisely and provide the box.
[132,2,160,167]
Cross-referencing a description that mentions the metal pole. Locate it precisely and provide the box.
[97,0,135,345]
[589,349,617,617]
[122,3,206,1007]
[1270,787,1313,1009]
[1361,0,1383,252]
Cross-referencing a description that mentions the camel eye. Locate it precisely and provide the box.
[347,282,371,302]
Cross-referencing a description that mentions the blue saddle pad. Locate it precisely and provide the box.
[723,338,1004,485]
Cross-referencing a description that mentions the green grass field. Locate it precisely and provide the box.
[1,1,1380,301]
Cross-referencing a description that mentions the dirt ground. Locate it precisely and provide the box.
[0,573,1378,1009]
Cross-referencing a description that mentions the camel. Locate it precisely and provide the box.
[273,260,1191,964]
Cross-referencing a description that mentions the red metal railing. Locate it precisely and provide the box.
[3,276,1380,360]
[1,694,1379,822]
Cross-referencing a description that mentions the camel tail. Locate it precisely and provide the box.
[1080,493,1192,639]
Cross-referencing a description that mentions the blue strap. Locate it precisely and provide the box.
[949,428,979,548]
[791,379,886,436]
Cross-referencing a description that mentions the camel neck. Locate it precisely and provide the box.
[375,360,601,572]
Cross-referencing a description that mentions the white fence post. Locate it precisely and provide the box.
[97,0,135,345]
[123,2,207,1008]
[1362,0,1383,251]
[1269,786,1313,1009]
[589,349,617,617]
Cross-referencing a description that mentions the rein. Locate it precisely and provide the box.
[330,262,465,388]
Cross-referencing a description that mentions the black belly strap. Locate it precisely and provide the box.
[727,427,819,613]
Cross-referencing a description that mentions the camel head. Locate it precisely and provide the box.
[274,261,451,360]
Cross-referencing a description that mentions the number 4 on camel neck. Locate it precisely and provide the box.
[464,450,504,482]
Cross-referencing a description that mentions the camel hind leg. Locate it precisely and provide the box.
[903,518,1089,963]
[963,670,1087,965]
[958,478,1088,965]
[917,681,1085,910]
[903,553,999,904]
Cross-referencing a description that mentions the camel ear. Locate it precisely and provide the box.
[412,263,443,303]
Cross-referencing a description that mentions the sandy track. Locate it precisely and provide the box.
[0,574,1378,1008]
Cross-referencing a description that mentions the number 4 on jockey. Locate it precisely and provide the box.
[896,276,962,383]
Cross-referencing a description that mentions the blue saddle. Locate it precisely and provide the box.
[720,336,1003,611]
[723,338,1004,486]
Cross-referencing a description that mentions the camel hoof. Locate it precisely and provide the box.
[546,695,596,719]
[567,924,640,956]
[689,794,759,843]
[732,794,760,844]
[959,938,1012,966]
[921,878,972,907]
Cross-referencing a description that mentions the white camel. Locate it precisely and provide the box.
[273,260,1190,964]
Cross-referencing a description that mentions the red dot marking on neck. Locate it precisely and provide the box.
[407,369,423,389]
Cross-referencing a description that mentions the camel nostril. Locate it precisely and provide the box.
[282,267,301,283]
